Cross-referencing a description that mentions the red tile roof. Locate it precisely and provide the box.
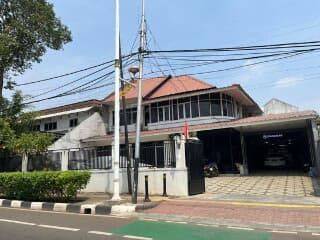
[82,110,317,143]
[103,75,214,102]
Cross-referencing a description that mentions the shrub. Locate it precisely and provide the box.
[0,171,91,202]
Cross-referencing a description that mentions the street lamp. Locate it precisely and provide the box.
[128,66,139,80]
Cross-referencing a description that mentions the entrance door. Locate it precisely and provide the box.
[185,140,205,195]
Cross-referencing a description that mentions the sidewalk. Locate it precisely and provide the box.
[140,199,320,232]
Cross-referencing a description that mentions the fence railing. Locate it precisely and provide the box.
[0,141,176,172]
[68,141,176,170]
[68,148,112,170]
[0,152,22,172]
[28,152,62,171]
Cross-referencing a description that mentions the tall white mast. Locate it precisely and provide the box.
[132,0,146,203]
[112,0,121,201]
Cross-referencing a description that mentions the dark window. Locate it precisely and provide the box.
[185,102,191,118]
[199,101,210,116]
[164,106,170,121]
[132,108,137,124]
[172,103,178,120]
[120,110,124,126]
[151,105,158,123]
[144,105,150,125]
[158,107,164,121]
[210,93,221,116]
[178,104,184,119]
[221,94,234,117]
[44,122,57,131]
[227,101,234,117]
[69,118,78,128]
[191,96,199,118]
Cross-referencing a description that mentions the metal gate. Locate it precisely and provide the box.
[185,139,205,195]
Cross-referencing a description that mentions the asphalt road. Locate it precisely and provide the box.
[0,207,319,240]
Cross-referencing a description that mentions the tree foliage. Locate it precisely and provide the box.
[0,0,72,96]
[0,91,53,154]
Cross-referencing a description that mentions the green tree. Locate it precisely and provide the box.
[0,91,53,155]
[0,0,72,97]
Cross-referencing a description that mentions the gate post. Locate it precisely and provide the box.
[21,153,28,172]
[174,134,186,169]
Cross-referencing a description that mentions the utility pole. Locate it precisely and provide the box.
[119,41,132,194]
[112,0,121,201]
[132,0,146,204]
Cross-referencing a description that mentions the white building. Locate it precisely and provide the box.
[32,75,319,196]
[264,98,299,115]
[35,100,102,136]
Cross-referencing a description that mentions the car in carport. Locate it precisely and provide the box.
[264,153,286,168]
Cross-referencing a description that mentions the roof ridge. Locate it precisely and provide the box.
[179,75,214,87]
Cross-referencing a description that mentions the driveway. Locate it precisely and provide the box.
[205,172,315,198]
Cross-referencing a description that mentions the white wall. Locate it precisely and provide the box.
[37,110,94,134]
[264,99,299,115]
[83,168,189,196]
[49,112,107,150]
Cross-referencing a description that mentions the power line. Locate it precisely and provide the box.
[25,63,114,100]
[146,40,320,54]
[143,48,319,77]
[16,53,137,86]
[169,50,314,77]
[24,82,114,105]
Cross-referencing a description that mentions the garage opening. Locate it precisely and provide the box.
[245,129,311,174]
[198,129,242,174]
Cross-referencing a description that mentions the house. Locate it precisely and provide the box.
[35,100,102,135]
[36,75,319,196]
[264,98,299,115]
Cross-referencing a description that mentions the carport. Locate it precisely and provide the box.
[196,111,320,176]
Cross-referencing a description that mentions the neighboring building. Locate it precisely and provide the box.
[35,100,102,135]
[264,98,299,115]
[35,75,319,196]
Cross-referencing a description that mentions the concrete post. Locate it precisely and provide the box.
[61,151,69,171]
[175,134,187,169]
[21,153,28,172]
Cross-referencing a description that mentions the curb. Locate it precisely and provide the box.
[0,199,158,215]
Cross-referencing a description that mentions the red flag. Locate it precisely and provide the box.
[183,121,189,139]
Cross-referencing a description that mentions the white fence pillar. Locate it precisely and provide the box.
[21,153,28,172]
[174,135,186,169]
[61,151,69,171]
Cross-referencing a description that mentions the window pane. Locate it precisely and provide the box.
[227,101,233,117]
[159,108,164,121]
[151,107,158,123]
[119,110,124,126]
[132,110,137,124]
[179,97,190,103]
[199,94,209,101]
[210,93,220,100]
[223,101,228,116]
[121,109,129,125]
[158,101,169,107]
[191,101,199,118]
[178,104,184,119]
[164,106,170,121]
[144,106,149,125]
[211,100,221,116]
[200,101,210,117]
[185,102,191,118]
[172,104,178,120]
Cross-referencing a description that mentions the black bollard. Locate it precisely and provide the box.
[144,175,151,202]
[163,173,168,197]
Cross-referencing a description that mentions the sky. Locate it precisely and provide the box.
[6,0,320,112]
